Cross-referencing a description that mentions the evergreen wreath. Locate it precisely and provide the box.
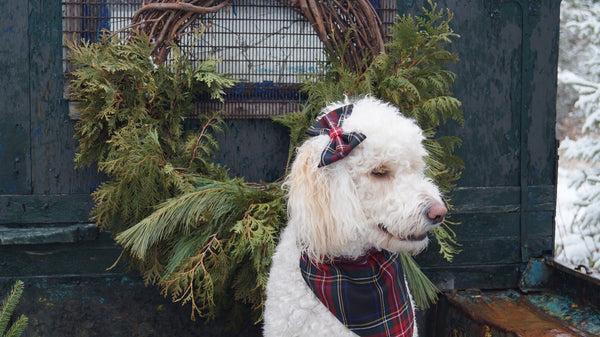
[67,0,462,324]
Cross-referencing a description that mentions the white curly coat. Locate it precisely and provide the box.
[263,97,446,337]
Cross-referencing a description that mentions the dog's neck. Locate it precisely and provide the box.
[305,240,375,262]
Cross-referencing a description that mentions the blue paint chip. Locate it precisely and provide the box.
[1,25,14,35]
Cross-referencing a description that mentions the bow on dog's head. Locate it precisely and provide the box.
[306,104,366,167]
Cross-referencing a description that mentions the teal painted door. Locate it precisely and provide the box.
[0,0,100,229]
[407,0,560,290]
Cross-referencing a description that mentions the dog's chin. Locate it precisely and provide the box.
[376,224,430,255]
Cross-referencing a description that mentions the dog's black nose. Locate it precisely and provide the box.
[427,203,447,225]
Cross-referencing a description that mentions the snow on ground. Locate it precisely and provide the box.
[555,157,600,271]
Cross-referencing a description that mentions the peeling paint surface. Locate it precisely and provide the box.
[447,290,599,337]
[527,293,600,336]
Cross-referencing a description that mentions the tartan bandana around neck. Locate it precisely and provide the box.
[306,104,367,167]
[299,250,414,337]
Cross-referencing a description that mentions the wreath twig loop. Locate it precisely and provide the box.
[130,0,232,63]
[128,0,386,72]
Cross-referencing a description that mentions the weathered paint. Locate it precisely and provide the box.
[0,0,31,194]
[519,258,552,291]
[526,293,600,336]
[408,0,560,289]
[443,290,594,337]
[425,259,600,337]
[1,276,262,337]
[0,223,96,245]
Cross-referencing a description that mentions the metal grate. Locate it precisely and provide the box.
[62,0,397,118]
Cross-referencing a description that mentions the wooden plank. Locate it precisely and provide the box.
[436,290,584,337]
[422,264,522,291]
[417,236,521,267]
[0,194,94,224]
[526,185,556,212]
[28,0,102,194]
[0,0,31,193]
[0,276,262,337]
[212,118,290,182]
[0,232,120,278]
[446,212,520,239]
[428,0,524,188]
[450,185,556,214]
[0,223,97,245]
[522,211,555,260]
[524,0,560,188]
[451,187,520,214]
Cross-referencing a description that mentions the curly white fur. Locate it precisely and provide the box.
[264,96,446,337]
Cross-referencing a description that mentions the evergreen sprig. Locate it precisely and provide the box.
[115,179,285,321]
[398,253,439,310]
[0,281,28,337]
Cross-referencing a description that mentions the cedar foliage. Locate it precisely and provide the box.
[0,281,28,337]
[68,1,462,323]
[67,31,285,322]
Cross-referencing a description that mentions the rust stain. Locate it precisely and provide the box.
[449,293,578,337]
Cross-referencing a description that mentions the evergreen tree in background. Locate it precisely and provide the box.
[556,0,600,271]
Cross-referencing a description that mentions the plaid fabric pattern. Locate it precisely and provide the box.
[300,250,414,337]
[306,104,367,167]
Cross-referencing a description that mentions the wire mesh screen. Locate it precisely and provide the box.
[62,0,397,118]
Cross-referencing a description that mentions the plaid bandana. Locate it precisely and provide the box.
[300,250,414,337]
[306,104,367,167]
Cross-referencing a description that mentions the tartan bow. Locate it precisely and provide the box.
[306,104,367,167]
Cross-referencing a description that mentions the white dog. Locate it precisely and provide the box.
[264,96,447,337]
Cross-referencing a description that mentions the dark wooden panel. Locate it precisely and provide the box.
[0,223,97,245]
[0,194,94,225]
[0,0,31,194]
[451,185,556,214]
[213,118,290,182]
[446,212,521,239]
[423,263,522,291]
[524,1,560,187]
[431,0,524,187]
[417,235,521,267]
[0,232,122,278]
[28,0,102,195]
[522,211,555,260]
[451,187,520,214]
[0,276,262,337]
[526,185,556,212]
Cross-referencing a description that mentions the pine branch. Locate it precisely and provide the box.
[398,253,440,310]
[0,281,27,337]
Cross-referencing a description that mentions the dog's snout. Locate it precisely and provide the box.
[427,203,447,225]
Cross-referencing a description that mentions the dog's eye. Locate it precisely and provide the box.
[371,167,389,177]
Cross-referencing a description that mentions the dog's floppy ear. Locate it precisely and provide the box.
[285,137,364,261]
